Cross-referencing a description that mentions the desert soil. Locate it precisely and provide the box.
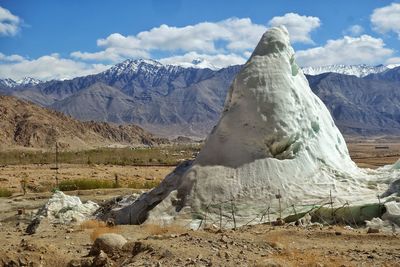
[0,141,399,266]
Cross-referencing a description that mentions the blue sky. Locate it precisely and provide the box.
[0,0,400,80]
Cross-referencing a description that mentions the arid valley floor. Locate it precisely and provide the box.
[0,140,400,267]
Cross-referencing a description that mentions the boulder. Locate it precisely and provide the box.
[90,233,127,256]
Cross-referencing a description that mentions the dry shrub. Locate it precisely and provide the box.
[80,219,121,241]
[141,223,187,236]
[90,226,121,241]
[80,219,107,230]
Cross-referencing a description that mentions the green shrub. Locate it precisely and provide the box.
[58,179,117,191]
[0,188,12,197]
[127,180,160,189]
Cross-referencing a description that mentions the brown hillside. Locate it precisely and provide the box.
[0,95,168,150]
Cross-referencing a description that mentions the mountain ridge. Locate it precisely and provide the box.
[1,59,400,138]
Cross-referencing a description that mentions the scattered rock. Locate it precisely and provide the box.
[224,251,231,259]
[25,217,41,235]
[18,257,28,266]
[90,233,127,256]
[268,242,285,250]
[272,218,285,226]
[367,228,379,234]
[131,241,154,257]
[335,231,342,236]
[92,250,113,267]
[256,258,283,267]
[67,259,81,267]
[220,235,229,243]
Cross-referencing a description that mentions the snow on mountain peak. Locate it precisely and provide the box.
[0,77,42,87]
[17,77,43,86]
[175,58,218,70]
[105,59,173,76]
[301,64,389,77]
[386,63,400,69]
[104,57,220,78]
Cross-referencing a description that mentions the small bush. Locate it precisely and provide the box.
[0,188,12,197]
[58,179,117,191]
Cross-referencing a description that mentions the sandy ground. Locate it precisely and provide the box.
[348,141,400,169]
[0,141,400,266]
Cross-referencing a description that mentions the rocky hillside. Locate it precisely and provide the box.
[307,72,400,135]
[0,95,168,150]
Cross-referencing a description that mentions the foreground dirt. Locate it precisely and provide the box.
[0,141,399,266]
[0,206,399,266]
[0,188,399,267]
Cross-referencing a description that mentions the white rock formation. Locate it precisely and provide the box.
[44,191,99,224]
[110,26,400,227]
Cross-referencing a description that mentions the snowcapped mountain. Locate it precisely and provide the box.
[386,64,400,69]
[1,58,400,137]
[17,77,43,86]
[0,77,43,88]
[0,78,17,88]
[102,58,209,78]
[301,64,389,77]
[167,58,218,70]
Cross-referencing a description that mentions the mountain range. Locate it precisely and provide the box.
[1,60,400,138]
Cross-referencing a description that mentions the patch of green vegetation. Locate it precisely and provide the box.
[0,188,12,197]
[58,179,118,191]
[0,145,201,166]
[127,180,160,189]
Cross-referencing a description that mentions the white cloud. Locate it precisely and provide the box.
[0,6,21,36]
[71,15,320,66]
[0,53,111,80]
[296,35,393,67]
[386,57,400,65]
[268,13,320,44]
[159,52,247,69]
[71,18,267,63]
[0,52,24,62]
[371,3,400,38]
[344,25,364,36]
